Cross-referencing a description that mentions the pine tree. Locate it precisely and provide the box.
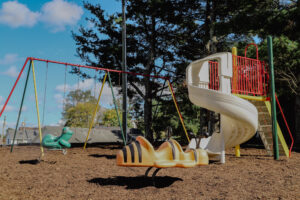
[72,0,203,142]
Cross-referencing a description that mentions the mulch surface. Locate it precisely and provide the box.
[0,145,299,200]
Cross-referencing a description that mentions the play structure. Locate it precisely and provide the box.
[42,127,74,154]
[185,52,258,163]
[117,38,294,174]
[187,41,293,161]
[0,37,293,168]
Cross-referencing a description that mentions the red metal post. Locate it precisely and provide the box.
[30,57,168,80]
[0,57,30,118]
[275,95,294,157]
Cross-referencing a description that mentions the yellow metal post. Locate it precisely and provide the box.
[83,72,108,149]
[31,60,44,158]
[235,145,240,157]
[167,80,190,143]
[232,47,241,157]
[232,47,238,92]
[265,101,289,157]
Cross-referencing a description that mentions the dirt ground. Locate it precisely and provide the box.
[0,145,299,200]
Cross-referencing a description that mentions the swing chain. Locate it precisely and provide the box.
[42,61,49,127]
[63,64,67,110]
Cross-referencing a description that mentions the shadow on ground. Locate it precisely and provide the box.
[71,143,122,150]
[88,176,183,189]
[227,153,272,158]
[89,154,116,159]
[19,159,57,165]
[19,159,40,165]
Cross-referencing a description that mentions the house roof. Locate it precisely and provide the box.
[6,126,129,144]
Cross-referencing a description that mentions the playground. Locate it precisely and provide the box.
[0,42,298,200]
[0,1,299,199]
[0,145,299,200]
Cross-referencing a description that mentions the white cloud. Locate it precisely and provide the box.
[1,66,19,78]
[95,83,120,107]
[0,0,83,32]
[54,93,64,106]
[40,0,83,32]
[55,84,71,93]
[55,78,94,92]
[0,104,26,112]
[0,1,40,28]
[55,78,120,108]
[78,78,94,90]
[0,53,19,65]
[54,93,69,109]
[0,105,14,112]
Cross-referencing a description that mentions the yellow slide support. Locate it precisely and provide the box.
[232,47,241,157]
[31,60,44,158]
[264,101,289,157]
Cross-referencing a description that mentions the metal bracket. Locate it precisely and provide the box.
[144,167,162,187]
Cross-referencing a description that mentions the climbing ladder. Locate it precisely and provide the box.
[249,100,289,157]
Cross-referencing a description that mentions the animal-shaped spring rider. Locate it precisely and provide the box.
[42,127,74,154]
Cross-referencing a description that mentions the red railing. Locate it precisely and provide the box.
[231,55,269,96]
[208,61,219,90]
[208,56,269,96]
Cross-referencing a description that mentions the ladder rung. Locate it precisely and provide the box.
[260,125,272,128]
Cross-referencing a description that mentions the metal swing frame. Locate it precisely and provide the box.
[0,57,191,158]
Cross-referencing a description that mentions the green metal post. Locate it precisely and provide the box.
[1,116,6,145]
[267,36,279,160]
[11,61,32,152]
[107,72,126,146]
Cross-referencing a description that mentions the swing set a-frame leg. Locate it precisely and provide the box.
[83,72,108,149]
[31,60,45,158]
[107,72,126,146]
[83,71,127,148]
[11,61,32,153]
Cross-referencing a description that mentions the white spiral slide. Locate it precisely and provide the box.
[186,53,258,163]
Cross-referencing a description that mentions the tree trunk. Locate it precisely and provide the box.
[204,0,217,54]
[202,0,218,136]
[143,14,156,143]
[144,76,153,143]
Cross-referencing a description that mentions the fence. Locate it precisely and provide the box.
[208,56,269,96]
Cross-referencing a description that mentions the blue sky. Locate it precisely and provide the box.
[0,0,121,131]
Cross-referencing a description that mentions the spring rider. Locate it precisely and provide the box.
[42,127,74,154]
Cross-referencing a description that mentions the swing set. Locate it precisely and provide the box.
[0,57,191,158]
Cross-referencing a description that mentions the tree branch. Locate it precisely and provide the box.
[277,68,298,94]
[129,80,145,99]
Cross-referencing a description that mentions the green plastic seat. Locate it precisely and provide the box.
[42,127,74,149]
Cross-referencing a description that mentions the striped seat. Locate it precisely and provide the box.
[116,136,208,168]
